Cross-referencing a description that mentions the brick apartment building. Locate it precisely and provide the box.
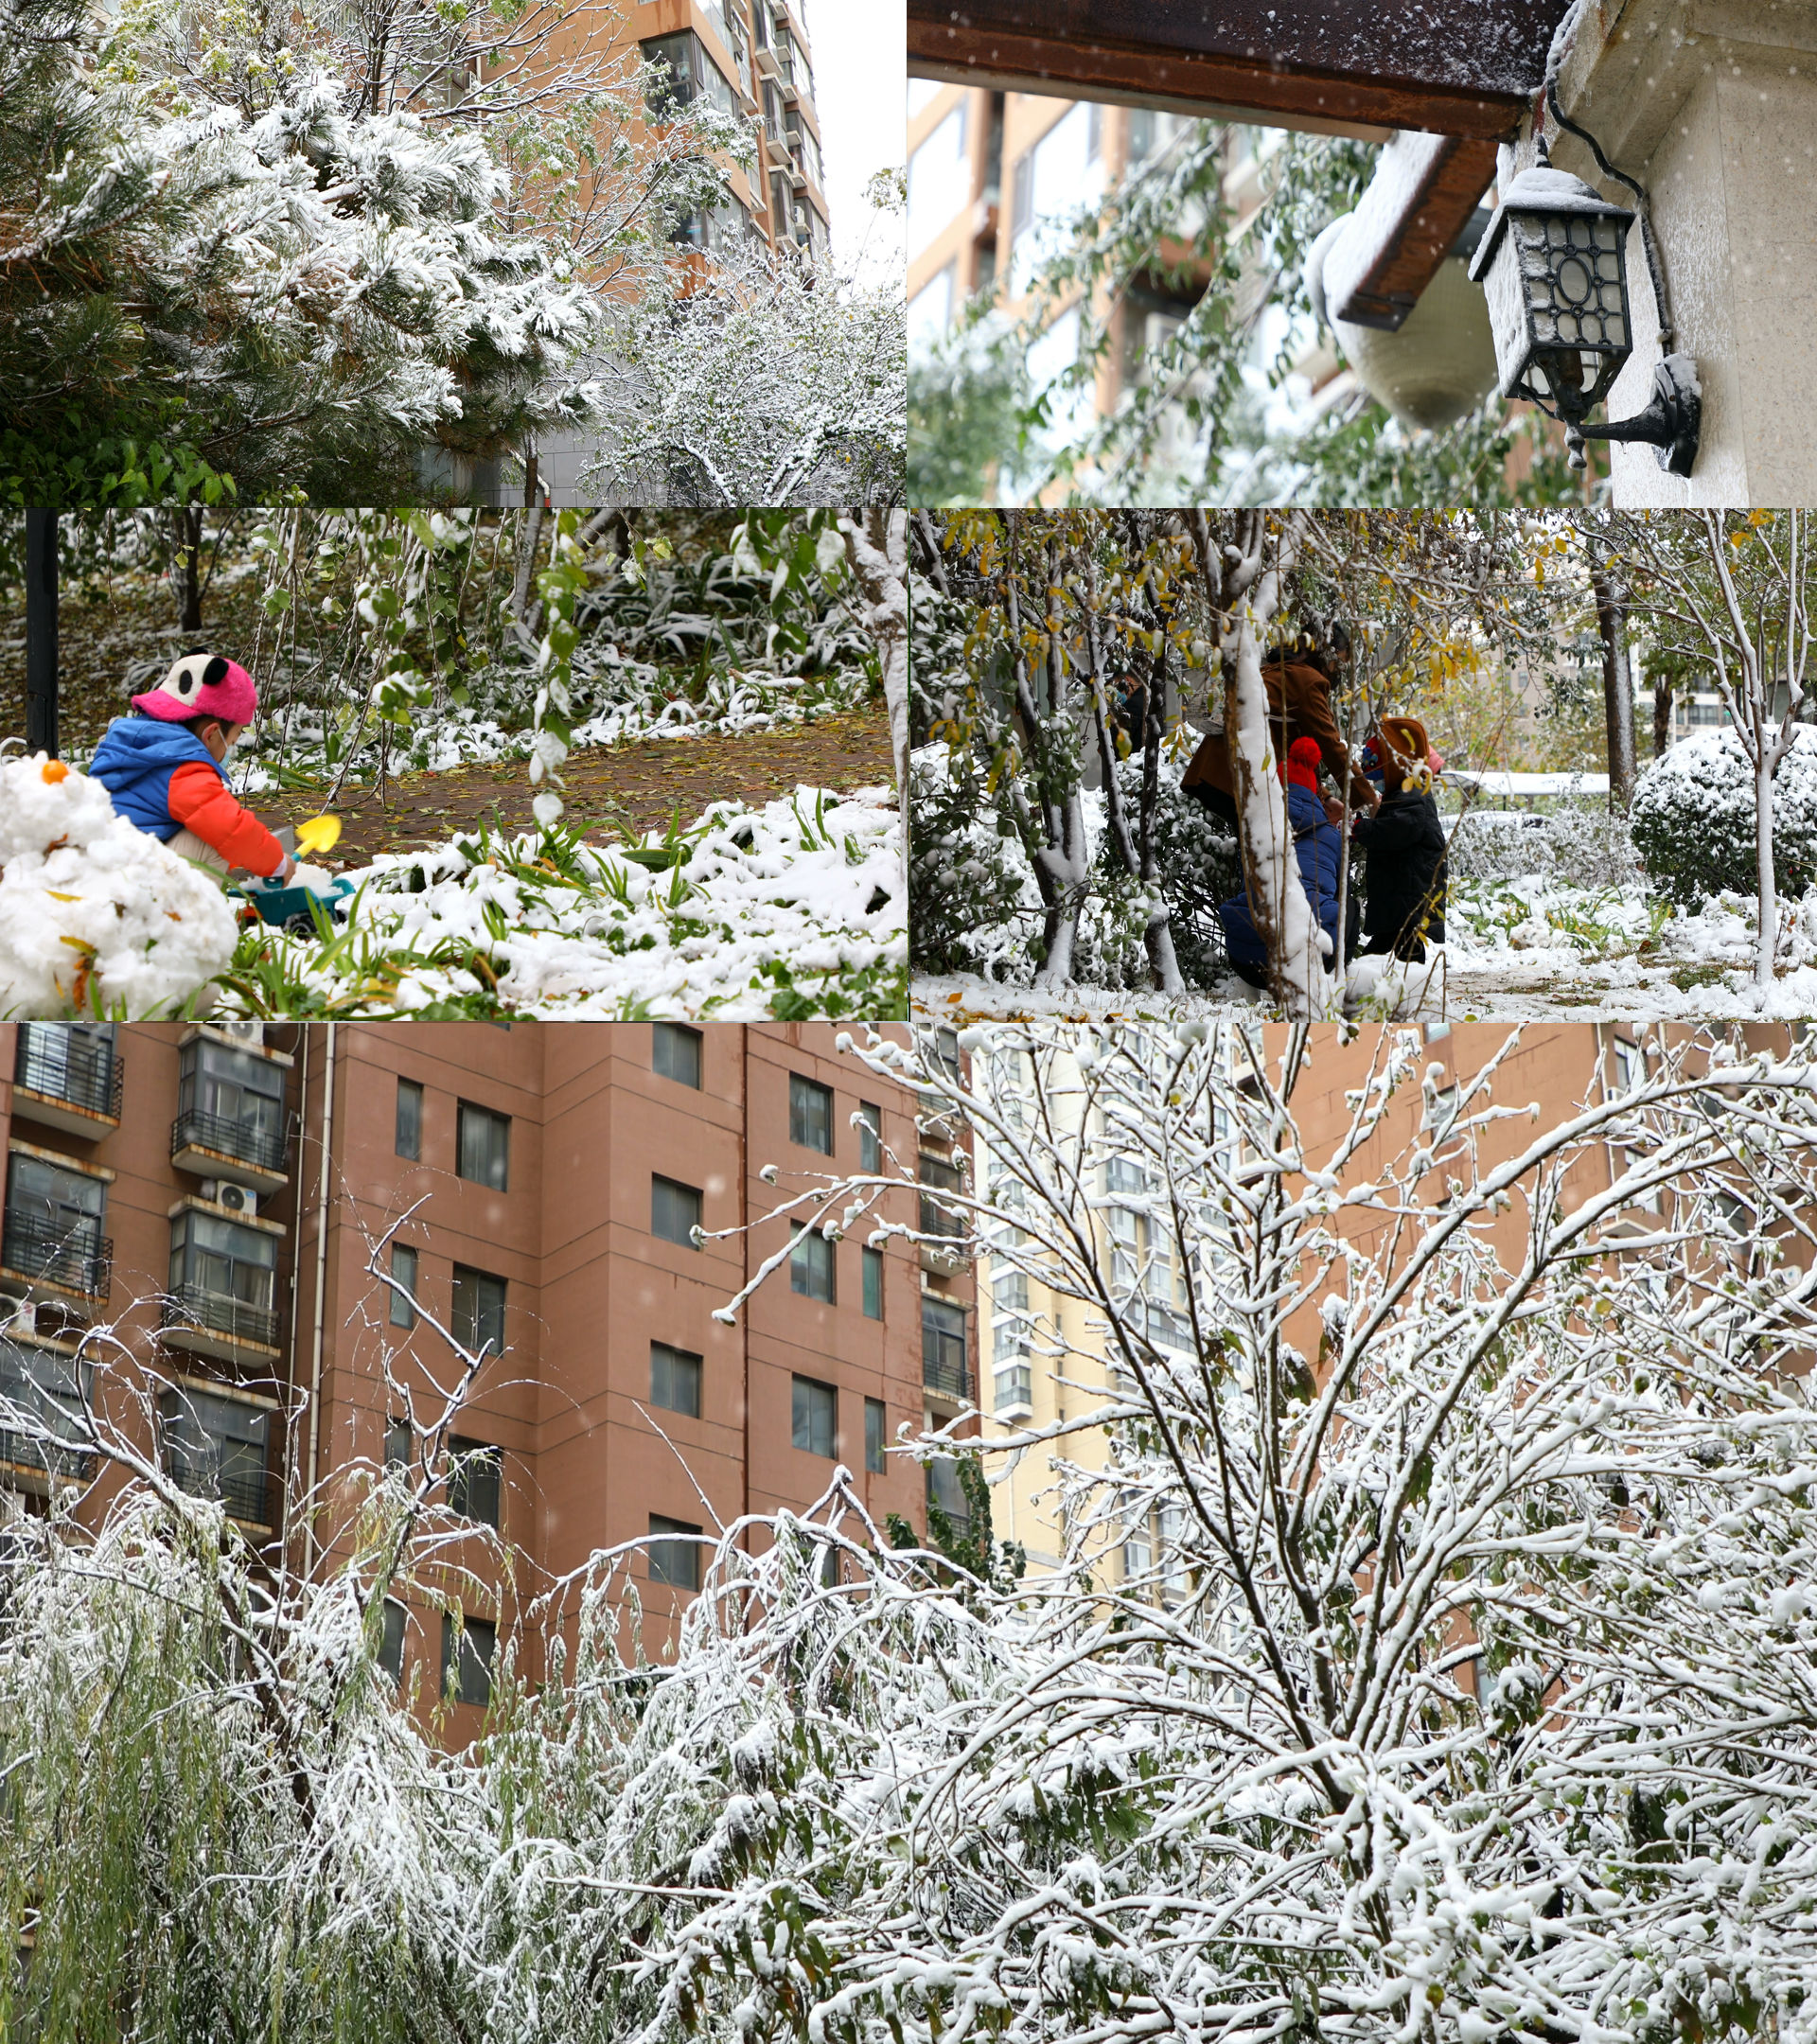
[0,1021,978,1718]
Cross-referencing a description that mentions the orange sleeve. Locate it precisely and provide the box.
[167,763,287,876]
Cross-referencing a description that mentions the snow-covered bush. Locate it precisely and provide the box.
[908,745,1035,980]
[1632,727,1817,908]
[1445,800,1640,889]
[1101,757,1243,988]
[0,753,238,1016]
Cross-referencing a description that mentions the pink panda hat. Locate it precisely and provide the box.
[131,652,259,725]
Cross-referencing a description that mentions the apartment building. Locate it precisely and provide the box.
[0,1020,978,1720]
[973,1022,1763,1577]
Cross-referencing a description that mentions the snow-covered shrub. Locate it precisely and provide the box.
[0,753,238,1017]
[908,745,1038,980]
[1445,800,1640,889]
[1102,759,1243,989]
[1632,727,1817,908]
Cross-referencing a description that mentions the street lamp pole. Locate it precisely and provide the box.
[25,509,59,760]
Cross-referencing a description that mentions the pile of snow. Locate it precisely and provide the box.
[222,785,906,1020]
[282,863,340,897]
[0,752,239,1018]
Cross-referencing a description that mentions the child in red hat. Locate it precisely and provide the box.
[89,654,295,882]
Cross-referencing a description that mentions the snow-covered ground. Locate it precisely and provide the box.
[917,877,1817,1025]
[221,784,906,1021]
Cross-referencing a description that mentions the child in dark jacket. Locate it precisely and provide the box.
[1219,738,1345,988]
[1352,715,1447,960]
[89,654,294,882]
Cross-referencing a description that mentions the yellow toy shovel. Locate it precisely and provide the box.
[293,814,342,857]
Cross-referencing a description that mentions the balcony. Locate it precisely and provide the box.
[0,1210,110,1302]
[169,1108,290,1190]
[164,1439,271,1528]
[161,1281,282,1365]
[160,1383,274,1530]
[923,1346,973,1405]
[0,1342,94,1491]
[754,42,782,80]
[11,1028,122,1139]
[788,150,809,193]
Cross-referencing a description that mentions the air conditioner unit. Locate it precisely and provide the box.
[215,1020,265,1047]
[201,1181,258,1218]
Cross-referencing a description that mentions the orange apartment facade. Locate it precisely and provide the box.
[0,1021,978,1718]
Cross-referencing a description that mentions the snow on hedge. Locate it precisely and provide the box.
[220,785,906,1020]
[1632,725,1817,907]
[0,752,239,1017]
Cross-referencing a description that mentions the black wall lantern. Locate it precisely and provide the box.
[1469,164,1701,477]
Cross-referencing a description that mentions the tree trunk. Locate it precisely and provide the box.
[1653,670,1673,758]
[838,511,910,883]
[1032,563,1090,991]
[1594,567,1636,812]
[1756,750,1779,992]
[173,507,204,636]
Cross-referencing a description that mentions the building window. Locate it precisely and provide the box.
[389,1242,418,1328]
[168,1208,278,1346]
[923,1296,968,1401]
[926,1454,970,1530]
[442,1612,495,1707]
[789,1074,834,1154]
[379,1597,407,1680]
[174,1037,287,1173]
[384,1418,411,1471]
[790,1225,836,1303]
[994,1358,1033,1417]
[0,1337,93,1481]
[917,1153,965,1242]
[650,1341,703,1418]
[792,1375,837,1457]
[158,1385,270,1526]
[642,28,738,119]
[862,1244,883,1320]
[652,1175,703,1247]
[653,1022,702,1088]
[15,1021,118,1119]
[857,1101,882,1173]
[447,1438,502,1527]
[450,1265,507,1357]
[3,1150,108,1295]
[865,1396,887,1475]
[648,1513,703,1590]
[908,101,970,259]
[457,1102,510,1191]
[395,1078,422,1161]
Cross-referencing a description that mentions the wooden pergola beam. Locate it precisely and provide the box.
[910,0,1574,321]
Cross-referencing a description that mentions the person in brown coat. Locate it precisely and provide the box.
[1181,628,1378,830]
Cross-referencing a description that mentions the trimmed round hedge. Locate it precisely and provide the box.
[1632,726,1817,908]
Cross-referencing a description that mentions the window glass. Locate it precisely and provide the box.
[791,1225,836,1303]
[861,1244,883,1320]
[450,1265,507,1356]
[908,103,970,258]
[158,1386,270,1524]
[379,1597,406,1680]
[448,1438,502,1527]
[457,1102,510,1191]
[789,1074,834,1154]
[396,1079,423,1161]
[176,1042,286,1169]
[653,1175,703,1247]
[384,1418,412,1471]
[922,1296,967,1397]
[442,1613,495,1707]
[864,1396,887,1475]
[16,1021,117,1117]
[857,1101,882,1174]
[649,1513,703,1589]
[0,1338,92,1478]
[791,1374,836,1456]
[5,1151,107,1291]
[168,1209,277,1342]
[389,1242,418,1328]
[653,1023,703,1087]
[650,1342,703,1418]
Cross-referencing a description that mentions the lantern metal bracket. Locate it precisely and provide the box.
[1563,353,1702,477]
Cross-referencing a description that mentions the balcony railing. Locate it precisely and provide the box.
[170,1108,289,1177]
[166,1451,270,1527]
[0,1421,94,1483]
[918,1193,967,1243]
[164,1281,281,1350]
[0,1211,111,1296]
[14,1031,122,1121]
[923,1340,972,1405]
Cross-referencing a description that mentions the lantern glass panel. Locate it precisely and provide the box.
[1479,192,1633,416]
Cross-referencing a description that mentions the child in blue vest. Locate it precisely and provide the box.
[89,654,295,882]
[1219,738,1345,990]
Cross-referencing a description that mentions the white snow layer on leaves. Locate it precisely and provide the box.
[0,753,238,1017]
[223,785,906,1019]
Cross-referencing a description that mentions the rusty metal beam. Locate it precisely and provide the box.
[908,0,1573,140]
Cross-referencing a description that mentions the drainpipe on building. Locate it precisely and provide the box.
[304,1022,337,1576]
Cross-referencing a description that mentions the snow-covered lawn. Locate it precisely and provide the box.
[219,784,906,1021]
[917,878,1817,1025]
